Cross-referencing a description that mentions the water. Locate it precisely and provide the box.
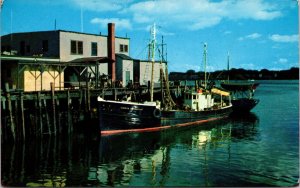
[1,80,299,187]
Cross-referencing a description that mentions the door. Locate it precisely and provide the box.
[125,71,130,87]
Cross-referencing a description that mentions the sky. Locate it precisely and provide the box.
[1,0,299,72]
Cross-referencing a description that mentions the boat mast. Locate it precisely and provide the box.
[150,23,156,102]
[227,51,230,82]
[203,43,207,90]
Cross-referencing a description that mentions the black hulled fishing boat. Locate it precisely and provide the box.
[219,52,260,113]
[220,81,259,112]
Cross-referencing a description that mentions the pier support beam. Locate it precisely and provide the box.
[51,83,57,135]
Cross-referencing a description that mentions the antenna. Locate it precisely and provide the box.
[0,0,4,8]
[203,43,207,89]
[227,51,230,82]
[80,6,83,32]
[150,23,156,102]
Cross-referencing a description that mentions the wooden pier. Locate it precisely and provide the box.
[1,82,183,142]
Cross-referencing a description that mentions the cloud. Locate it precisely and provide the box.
[240,63,257,70]
[126,0,282,30]
[90,18,132,30]
[223,31,232,35]
[246,33,262,39]
[70,0,283,31]
[71,0,126,12]
[274,58,288,64]
[269,34,298,43]
[238,33,262,41]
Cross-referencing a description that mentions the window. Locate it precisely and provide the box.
[26,45,30,53]
[91,42,97,56]
[71,41,77,54]
[20,41,25,55]
[42,40,48,52]
[120,44,128,52]
[70,40,83,55]
[7,69,11,78]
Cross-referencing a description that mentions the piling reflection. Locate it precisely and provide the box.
[1,113,259,186]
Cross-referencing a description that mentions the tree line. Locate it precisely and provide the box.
[169,67,299,81]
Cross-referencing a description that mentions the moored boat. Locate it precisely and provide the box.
[98,40,233,135]
[220,52,260,113]
[98,87,232,135]
[161,87,232,126]
[98,97,161,130]
[220,81,260,113]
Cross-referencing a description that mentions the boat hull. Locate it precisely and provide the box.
[98,100,161,131]
[231,98,259,113]
[98,100,233,135]
[161,106,232,126]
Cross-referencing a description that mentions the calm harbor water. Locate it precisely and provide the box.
[1,80,299,187]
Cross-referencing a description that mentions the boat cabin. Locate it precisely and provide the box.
[183,88,231,111]
[183,90,214,111]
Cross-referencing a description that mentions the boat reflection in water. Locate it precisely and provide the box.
[96,113,259,186]
[2,113,259,187]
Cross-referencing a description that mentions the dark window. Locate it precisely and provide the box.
[26,45,30,53]
[91,42,97,56]
[71,40,83,55]
[120,44,128,52]
[71,40,77,54]
[20,41,25,55]
[7,69,11,78]
[120,44,124,52]
[42,40,48,52]
[78,41,83,54]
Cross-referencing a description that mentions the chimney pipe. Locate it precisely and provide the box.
[107,23,116,82]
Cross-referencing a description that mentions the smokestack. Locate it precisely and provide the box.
[107,23,116,81]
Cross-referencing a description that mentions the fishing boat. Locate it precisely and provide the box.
[98,23,162,133]
[98,26,233,135]
[160,43,232,127]
[220,81,259,112]
[220,53,260,113]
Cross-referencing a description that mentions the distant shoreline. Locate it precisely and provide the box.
[169,67,299,81]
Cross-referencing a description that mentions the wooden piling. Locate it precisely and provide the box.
[6,83,16,141]
[20,92,25,140]
[37,92,43,137]
[114,88,117,101]
[67,90,72,134]
[51,83,56,135]
[87,84,91,112]
[43,98,51,135]
[56,99,62,134]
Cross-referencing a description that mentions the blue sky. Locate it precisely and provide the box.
[1,0,299,72]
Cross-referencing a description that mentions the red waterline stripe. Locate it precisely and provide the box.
[100,116,227,136]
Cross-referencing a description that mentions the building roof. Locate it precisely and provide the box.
[116,53,134,60]
[70,57,113,63]
[1,30,130,40]
[1,55,61,62]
